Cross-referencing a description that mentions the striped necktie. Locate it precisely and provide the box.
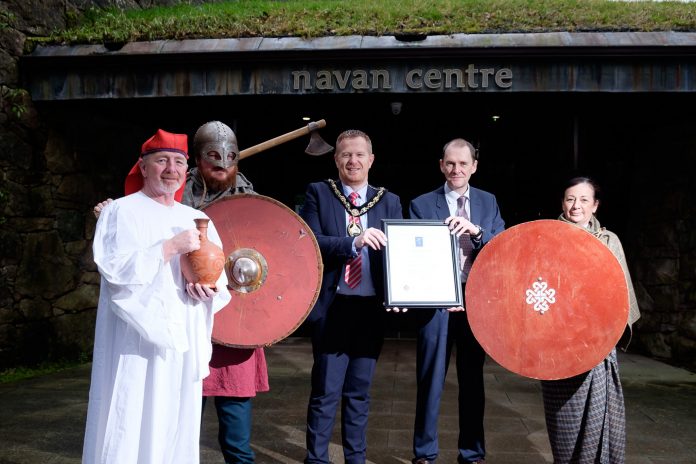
[344,192,362,288]
[457,194,474,282]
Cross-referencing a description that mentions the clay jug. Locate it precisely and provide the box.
[181,218,226,289]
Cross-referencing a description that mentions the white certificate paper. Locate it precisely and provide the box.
[383,220,462,308]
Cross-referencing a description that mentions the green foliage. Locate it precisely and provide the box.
[0,357,88,383]
[0,86,28,120]
[0,352,90,384]
[45,0,696,45]
[0,8,16,31]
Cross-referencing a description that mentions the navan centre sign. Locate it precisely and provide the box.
[290,65,513,92]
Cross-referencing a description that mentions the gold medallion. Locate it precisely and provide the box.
[347,222,363,237]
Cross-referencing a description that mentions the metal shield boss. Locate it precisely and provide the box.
[204,194,323,347]
[465,220,629,380]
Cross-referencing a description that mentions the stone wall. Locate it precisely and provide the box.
[0,0,190,366]
[627,122,696,371]
[564,112,696,373]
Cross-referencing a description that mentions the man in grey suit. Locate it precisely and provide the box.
[408,138,505,464]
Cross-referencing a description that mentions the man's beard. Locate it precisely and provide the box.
[203,170,237,192]
[159,177,183,194]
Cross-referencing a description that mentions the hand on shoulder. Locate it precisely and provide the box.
[93,198,114,218]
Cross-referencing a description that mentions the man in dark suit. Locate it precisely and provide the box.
[300,129,403,464]
[409,138,505,464]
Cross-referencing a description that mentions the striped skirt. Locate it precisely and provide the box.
[541,349,626,464]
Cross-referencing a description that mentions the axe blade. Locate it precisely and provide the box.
[305,130,333,156]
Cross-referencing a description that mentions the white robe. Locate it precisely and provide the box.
[82,191,231,464]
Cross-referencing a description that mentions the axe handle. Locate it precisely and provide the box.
[239,119,327,160]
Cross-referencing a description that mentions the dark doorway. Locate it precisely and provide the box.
[39,91,694,337]
[44,91,689,232]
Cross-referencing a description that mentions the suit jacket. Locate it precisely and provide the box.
[300,180,403,323]
[409,185,505,258]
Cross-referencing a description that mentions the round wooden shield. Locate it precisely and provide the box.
[204,194,323,347]
[465,220,629,380]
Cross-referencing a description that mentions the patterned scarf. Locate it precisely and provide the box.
[558,214,641,347]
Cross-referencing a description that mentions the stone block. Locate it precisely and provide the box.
[636,259,679,286]
[679,313,696,340]
[19,297,52,320]
[634,313,660,332]
[15,231,78,299]
[0,229,20,261]
[1,180,29,218]
[634,281,654,312]
[56,209,85,242]
[28,185,54,216]
[54,284,99,312]
[56,174,96,204]
[0,130,31,170]
[44,132,76,174]
[6,217,54,232]
[0,48,18,86]
[642,285,679,313]
[52,311,96,355]
[0,307,16,324]
[80,271,100,285]
[682,284,696,307]
[634,245,679,260]
[84,213,97,241]
[636,331,672,359]
[64,240,87,258]
[80,245,97,272]
[0,264,17,285]
[680,253,696,281]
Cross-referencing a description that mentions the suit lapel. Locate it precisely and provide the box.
[366,185,380,230]
[435,186,450,221]
[332,180,346,236]
[469,187,482,224]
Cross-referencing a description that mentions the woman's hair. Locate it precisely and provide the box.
[562,176,601,202]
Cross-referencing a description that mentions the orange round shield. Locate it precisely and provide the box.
[465,220,629,380]
[204,194,323,347]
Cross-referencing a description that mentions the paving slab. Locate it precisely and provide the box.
[1,338,694,463]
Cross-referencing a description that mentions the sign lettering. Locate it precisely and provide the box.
[292,66,512,91]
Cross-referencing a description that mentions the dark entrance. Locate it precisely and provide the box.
[42,90,689,237]
[40,90,694,339]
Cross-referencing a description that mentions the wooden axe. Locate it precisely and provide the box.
[239,119,333,160]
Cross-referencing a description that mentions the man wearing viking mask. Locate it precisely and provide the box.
[187,121,269,464]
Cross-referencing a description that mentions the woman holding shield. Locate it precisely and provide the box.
[541,177,641,464]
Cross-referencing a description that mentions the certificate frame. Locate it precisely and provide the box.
[382,219,463,308]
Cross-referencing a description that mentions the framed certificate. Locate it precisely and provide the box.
[382,219,462,308]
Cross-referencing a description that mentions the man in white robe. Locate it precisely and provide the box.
[82,129,231,464]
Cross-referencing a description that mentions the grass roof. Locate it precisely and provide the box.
[39,0,696,45]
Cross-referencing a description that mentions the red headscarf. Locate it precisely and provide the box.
[124,129,189,202]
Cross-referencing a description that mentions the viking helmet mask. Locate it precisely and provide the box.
[194,121,240,169]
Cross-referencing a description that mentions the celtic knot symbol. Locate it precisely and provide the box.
[525,278,556,314]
